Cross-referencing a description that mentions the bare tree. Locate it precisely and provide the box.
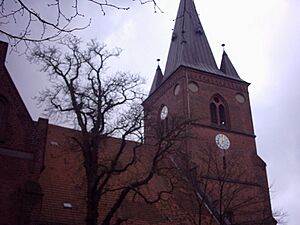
[29,36,188,225]
[0,0,161,48]
[162,141,278,225]
[273,209,288,225]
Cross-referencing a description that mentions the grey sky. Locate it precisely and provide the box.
[2,0,299,224]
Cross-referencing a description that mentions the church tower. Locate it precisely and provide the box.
[144,0,277,224]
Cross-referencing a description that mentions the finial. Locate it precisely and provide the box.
[157,58,161,66]
[221,44,226,51]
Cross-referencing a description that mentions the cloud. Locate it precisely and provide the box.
[4,0,299,224]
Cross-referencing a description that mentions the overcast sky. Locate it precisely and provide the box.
[2,0,300,224]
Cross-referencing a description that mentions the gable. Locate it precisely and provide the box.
[0,41,34,148]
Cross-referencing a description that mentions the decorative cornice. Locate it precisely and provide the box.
[186,67,249,93]
[145,66,249,106]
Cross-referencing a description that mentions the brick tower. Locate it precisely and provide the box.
[144,0,277,224]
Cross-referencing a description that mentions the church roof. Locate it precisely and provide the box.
[149,65,164,95]
[164,0,222,78]
[220,50,241,79]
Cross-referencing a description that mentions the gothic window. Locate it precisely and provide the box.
[210,103,217,124]
[210,95,229,128]
[219,104,226,125]
[0,97,8,142]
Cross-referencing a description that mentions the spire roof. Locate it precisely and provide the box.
[149,65,164,95]
[220,50,241,79]
[164,0,222,78]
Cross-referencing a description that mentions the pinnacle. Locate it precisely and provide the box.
[220,50,241,79]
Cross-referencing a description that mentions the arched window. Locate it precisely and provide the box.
[210,95,229,128]
[219,104,226,125]
[210,103,217,124]
[0,97,8,142]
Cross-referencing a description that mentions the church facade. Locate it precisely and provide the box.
[0,0,276,224]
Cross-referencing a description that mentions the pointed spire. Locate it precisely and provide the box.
[164,0,221,78]
[220,50,241,79]
[149,64,164,95]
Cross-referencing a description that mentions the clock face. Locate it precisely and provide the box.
[215,134,230,150]
[160,106,168,120]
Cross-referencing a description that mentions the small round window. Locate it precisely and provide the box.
[188,81,199,93]
[174,84,180,96]
[235,93,245,104]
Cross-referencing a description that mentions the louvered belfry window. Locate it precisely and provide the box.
[210,96,228,127]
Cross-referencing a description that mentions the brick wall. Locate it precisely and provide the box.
[0,41,48,225]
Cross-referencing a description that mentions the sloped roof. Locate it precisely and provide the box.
[164,0,222,78]
[0,41,33,122]
[220,50,241,79]
[149,65,163,95]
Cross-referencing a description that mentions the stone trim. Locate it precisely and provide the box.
[202,175,261,187]
[192,122,256,138]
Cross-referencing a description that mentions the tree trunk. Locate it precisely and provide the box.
[84,138,101,225]
[86,188,100,225]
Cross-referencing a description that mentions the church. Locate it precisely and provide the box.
[0,0,276,224]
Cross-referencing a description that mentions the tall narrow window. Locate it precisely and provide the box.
[219,105,226,125]
[209,95,229,128]
[210,103,217,124]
